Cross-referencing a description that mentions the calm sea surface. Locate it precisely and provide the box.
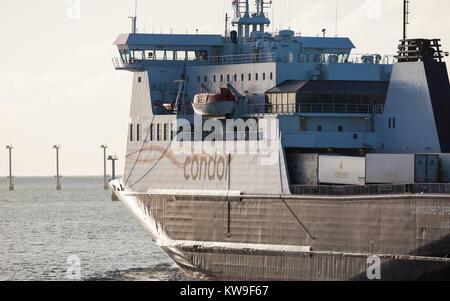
[0,177,196,281]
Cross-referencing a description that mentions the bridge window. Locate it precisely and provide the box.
[176,51,186,60]
[263,73,266,80]
[166,51,174,60]
[317,125,322,132]
[132,50,143,60]
[227,74,230,82]
[234,74,237,81]
[155,50,165,60]
[204,76,207,83]
[388,118,391,128]
[187,51,196,60]
[145,50,154,60]
[248,73,251,81]
[393,118,396,129]
[255,73,259,81]
[270,72,273,80]
[241,74,244,81]
[197,50,208,61]
[213,75,216,82]
[197,76,200,82]
[338,125,343,132]
[120,49,130,62]
[220,74,223,82]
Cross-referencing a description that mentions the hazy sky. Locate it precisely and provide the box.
[1,0,449,176]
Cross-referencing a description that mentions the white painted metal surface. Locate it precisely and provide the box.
[318,155,366,185]
[366,154,415,184]
[375,62,441,154]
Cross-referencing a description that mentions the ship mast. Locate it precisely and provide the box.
[129,0,138,33]
[403,0,410,40]
[232,0,271,40]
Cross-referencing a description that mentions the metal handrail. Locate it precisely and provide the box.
[155,102,384,117]
[346,53,396,65]
[290,183,450,196]
[188,52,276,66]
[112,57,144,69]
[112,52,276,68]
[241,103,384,115]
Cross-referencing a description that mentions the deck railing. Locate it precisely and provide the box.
[186,52,277,66]
[241,103,384,115]
[160,103,384,116]
[290,183,450,196]
[112,53,277,69]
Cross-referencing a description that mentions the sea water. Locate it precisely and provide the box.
[0,176,196,281]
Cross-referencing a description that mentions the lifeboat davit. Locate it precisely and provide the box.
[192,88,238,117]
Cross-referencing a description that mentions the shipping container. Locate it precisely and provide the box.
[439,154,450,183]
[415,154,439,183]
[318,155,366,186]
[366,154,415,184]
[286,153,318,185]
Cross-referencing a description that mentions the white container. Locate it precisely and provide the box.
[439,154,450,183]
[318,155,366,186]
[366,154,415,184]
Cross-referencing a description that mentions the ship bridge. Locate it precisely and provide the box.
[113,33,225,70]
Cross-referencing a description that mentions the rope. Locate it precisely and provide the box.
[125,136,175,190]
[280,197,315,240]
[124,114,155,188]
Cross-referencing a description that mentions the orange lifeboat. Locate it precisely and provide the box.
[192,88,238,117]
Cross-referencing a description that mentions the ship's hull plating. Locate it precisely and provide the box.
[112,181,450,280]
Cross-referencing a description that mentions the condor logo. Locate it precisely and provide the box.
[184,154,230,181]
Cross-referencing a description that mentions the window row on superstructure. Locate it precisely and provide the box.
[129,121,262,142]
[121,49,209,62]
[190,72,273,84]
[129,123,175,142]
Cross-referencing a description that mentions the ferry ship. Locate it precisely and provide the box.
[110,0,450,280]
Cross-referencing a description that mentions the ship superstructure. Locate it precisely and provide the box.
[110,1,450,280]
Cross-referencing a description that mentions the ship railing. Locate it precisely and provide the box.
[346,53,396,65]
[112,57,128,69]
[112,57,144,69]
[242,103,384,115]
[187,52,276,66]
[290,183,450,196]
[296,53,396,65]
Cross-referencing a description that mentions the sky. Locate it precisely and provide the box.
[1,0,449,176]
